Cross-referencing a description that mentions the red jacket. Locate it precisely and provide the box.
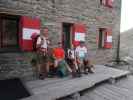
[53,47,65,59]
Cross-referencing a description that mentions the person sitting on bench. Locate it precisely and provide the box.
[67,49,81,77]
[75,41,94,74]
[53,42,72,77]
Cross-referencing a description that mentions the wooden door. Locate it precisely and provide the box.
[62,23,73,52]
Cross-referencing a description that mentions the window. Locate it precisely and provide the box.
[100,0,114,8]
[98,28,106,48]
[62,23,73,52]
[0,14,19,51]
[98,28,112,49]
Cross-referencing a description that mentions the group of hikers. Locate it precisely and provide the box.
[31,28,94,80]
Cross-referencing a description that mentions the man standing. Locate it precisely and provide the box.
[36,28,50,79]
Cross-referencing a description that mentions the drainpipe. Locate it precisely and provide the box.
[116,31,120,64]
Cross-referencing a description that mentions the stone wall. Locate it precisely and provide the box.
[0,0,121,64]
[0,53,36,80]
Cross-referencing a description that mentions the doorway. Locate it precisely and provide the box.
[62,23,73,52]
[0,14,20,52]
[98,28,106,48]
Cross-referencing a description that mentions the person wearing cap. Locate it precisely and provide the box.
[75,41,94,74]
[75,41,87,61]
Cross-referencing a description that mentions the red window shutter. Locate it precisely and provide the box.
[72,23,86,47]
[19,16,41,51]
[101,0,113,8]
[104,29,112,49]
[106,0,114,8]
[101,0,106,5]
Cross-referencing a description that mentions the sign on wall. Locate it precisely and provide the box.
[22,28,40,40]
[107,36,112,42]
[75,32,85,41]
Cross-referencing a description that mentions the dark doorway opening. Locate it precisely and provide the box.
[62,23,73,52]
[0,14,20,52]
[98,28,106,49]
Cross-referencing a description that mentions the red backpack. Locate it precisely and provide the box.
[31,33,40,51]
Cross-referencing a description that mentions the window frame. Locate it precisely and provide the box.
[98,28,106,49]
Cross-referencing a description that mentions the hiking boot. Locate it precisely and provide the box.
[76,70,82,77]
[39,74,46,80]
[72,71,82,78]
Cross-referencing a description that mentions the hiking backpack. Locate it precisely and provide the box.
[31,33,40,51]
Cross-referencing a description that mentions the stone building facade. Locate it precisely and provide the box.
[0,0,121,80]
